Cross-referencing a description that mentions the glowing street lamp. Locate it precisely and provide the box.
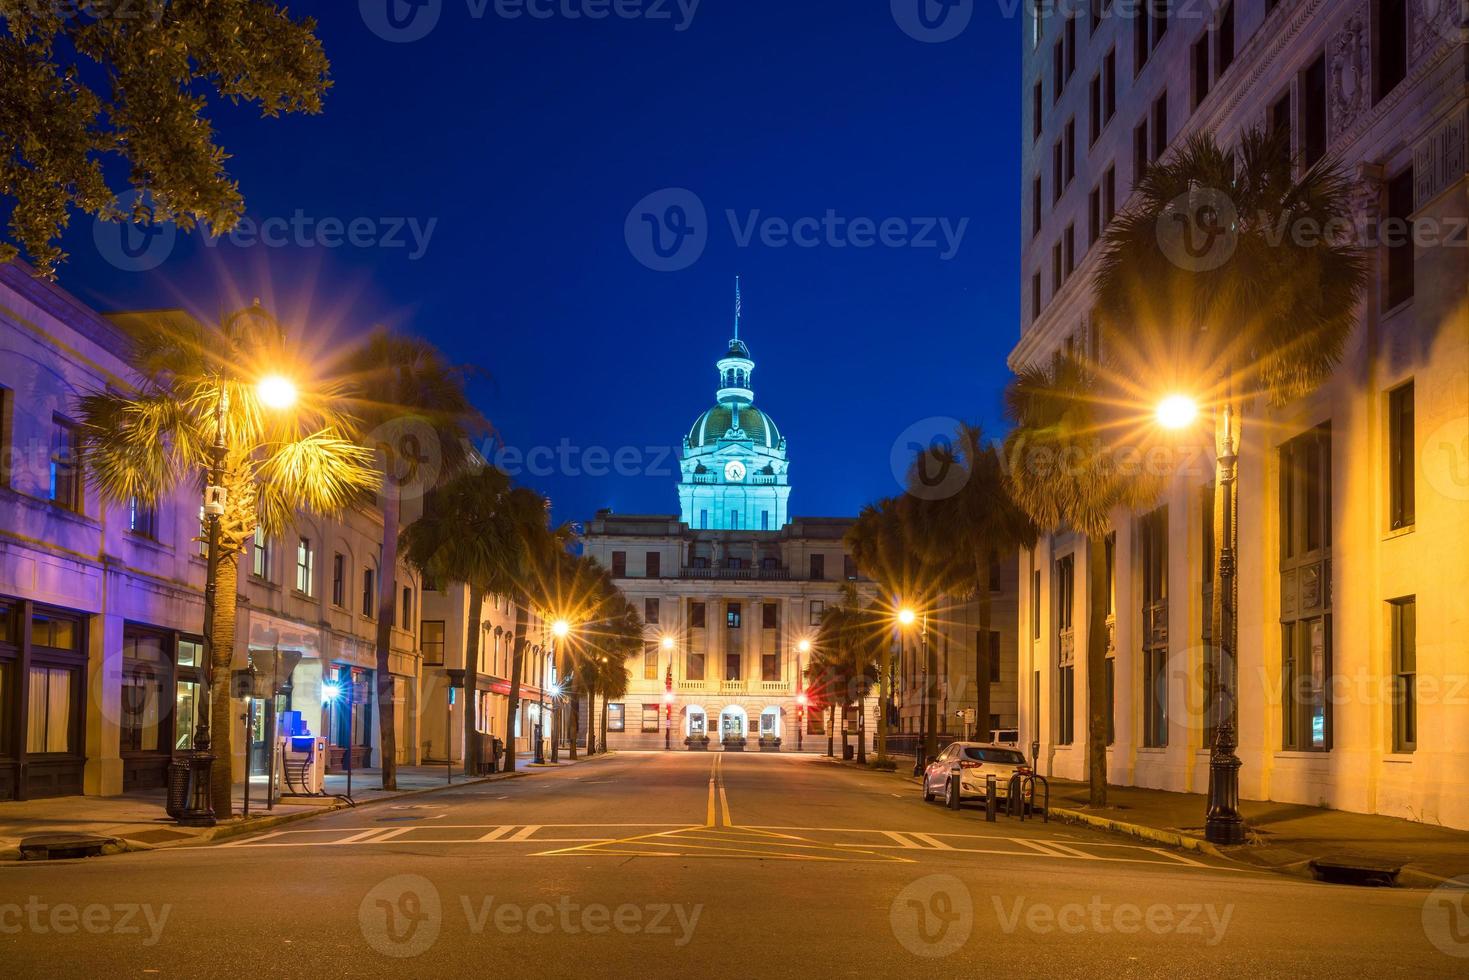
[552,618,571,639]
[894,605,930,776]
[321,679,353,800]
[661,635,675,651]
[1155,393,1199,431]
[256,373,298,411]
[797,638,811,654]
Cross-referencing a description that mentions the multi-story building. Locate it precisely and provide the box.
[1014,2,1468,827]
[584,323,1021,751]
[0,262,423,800]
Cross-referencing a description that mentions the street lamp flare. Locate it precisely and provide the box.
[257,373,298,411]
[1156,393,1199,430]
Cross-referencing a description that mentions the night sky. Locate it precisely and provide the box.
[55,0,1020,526]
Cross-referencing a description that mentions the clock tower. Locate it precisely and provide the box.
[677,285,791,531]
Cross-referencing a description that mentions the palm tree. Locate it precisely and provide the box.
[400,465,523,777]
[538,552,622,762]
[341,330,482,790]
[904,424,1037,749]
[77,305,379,812]
[1091,126,1365,815]
[1003,357,1163,807]
[812,584,882,766]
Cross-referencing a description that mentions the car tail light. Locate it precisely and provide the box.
[959,760,981,769]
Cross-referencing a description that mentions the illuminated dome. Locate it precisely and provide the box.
[688,406,783,450]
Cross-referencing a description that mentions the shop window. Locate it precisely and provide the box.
[607,703,625,732]
[26,666,74,753]
[642,705,661,733]
[174,680,200,750]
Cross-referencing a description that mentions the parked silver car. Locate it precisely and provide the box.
[922,742,1033,803]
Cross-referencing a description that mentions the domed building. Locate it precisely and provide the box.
[677,335,791,532]
[581,285,1020,756]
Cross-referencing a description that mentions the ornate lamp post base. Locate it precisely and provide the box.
[1205,720,1245,846]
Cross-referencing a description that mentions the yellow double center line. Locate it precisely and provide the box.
[706,753,734,827]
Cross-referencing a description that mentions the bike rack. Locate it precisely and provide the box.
[1007,773,1049,823]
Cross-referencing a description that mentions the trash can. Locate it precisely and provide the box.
[843,744,855,761]
[490,735,505,773]
[165,757,192,818]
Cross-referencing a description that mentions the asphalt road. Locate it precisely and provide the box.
[1,752,1463,977]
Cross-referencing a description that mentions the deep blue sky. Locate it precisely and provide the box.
[54,0,1021,525]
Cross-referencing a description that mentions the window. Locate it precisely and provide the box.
[1139,508,1169,747]
[699,509,708,530]
[1216,1,1235,75]
[1103,165,1116,227]
[1269,90,1292,147]
[422,621,445,665]
[725,645,741,682]
[1386,167,1415,309]
[332,554,346,607]
[645,597,660,625]
[1033,81,1043,143]
[607,703,625,732]
[1102,48,1117,123]
[762,603,778,629]
[642,705,661,733]
[1104,657,1115,745]
[1065,15,1076,81]
[1057,662,1075,745]
[1064,224,1076,278]
[844,555,857,580]
[1134,118,1150,187]
[1053,39,1065,104]
[1056,555,1075,745]
[611,551,627,577]
[726,602,742,629]
[809,554,825,580]
[686,645,705,682]
[0,385,10,489]
[643,642,659,681]
[295,537,315,596]
[362,567,376,618]
[1302,54,1327,167]
[761,511,769,531]
[1064,119,1076,188]
[1032,176,1043,239]
[1376,0,1407,104]
[989,550,1003,592]
[979,630,1001,683]
[1032,568,1041,639]
[691,601,706,628]
[1151,91,1168,161]
[810,600,825,626]
[1191,33,1210,109]
[120,630,165,753]
[762,647,779,683]
[1052,139,1064,203]
[1280,425,1333,751]
[1052,241,1063,293]
[1390,597,1416,753]
[645,551,661,578]
[127,496,158,539]
[26,666,74,753]
[730,510,740,530]
[252,527,271,580]
[48,416,81,511]
[1032,272,1043,324]
[1152,0,1167,47]
[1389,382,1415,530]
[402,586,413,628]
[1089,72,1102,145]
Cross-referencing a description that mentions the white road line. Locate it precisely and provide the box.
[477,826,514,842]
[507,825,541,842]
[883,831,921,848]
[911,833,955,850]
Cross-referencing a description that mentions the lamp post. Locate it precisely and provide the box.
[796,638,811,752]
[322,679,353,801]
[181,307,297,826]
[896,607,926,777]
[1157,393,1244,846]
[662,637,675,751]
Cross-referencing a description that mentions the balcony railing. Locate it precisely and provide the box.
[759,681,791,694]
[720,679,744,694]
[679,680,706,692]
[680,566,793,581]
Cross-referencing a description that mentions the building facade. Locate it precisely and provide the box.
[586,327,1021,752]
[1014,2,1468,826]
[0,263,423,800]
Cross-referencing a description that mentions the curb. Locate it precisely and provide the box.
[1049,806,1225,859]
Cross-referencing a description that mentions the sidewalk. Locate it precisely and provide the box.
[1044,779,1469,888]
[0,755,612,861]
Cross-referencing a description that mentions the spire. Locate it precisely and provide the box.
[734,274,742,341]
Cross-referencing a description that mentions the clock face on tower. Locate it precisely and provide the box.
[724,460,747,482]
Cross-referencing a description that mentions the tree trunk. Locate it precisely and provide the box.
[600,694,608,752]
[827,704,835,757]
[1086,533,1110,807]
[585,681,597,756]
[207,554,240,815]
[504,599,528,773]
[857,695,868,765]
[463,587,484,777]
[569,687,580,760]
[976,563,993,740]
[876,642,891,761]
[923,631,938,765]
[374,491,400,790]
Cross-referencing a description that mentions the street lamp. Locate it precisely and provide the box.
[895,605,930,777]
[322,680,353,801]
[256,373,298,411]
[795,638,811,752]
[1156,392,1244,846]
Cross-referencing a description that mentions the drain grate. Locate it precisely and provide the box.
[18,834,121,860]
[1310,856,1402,887]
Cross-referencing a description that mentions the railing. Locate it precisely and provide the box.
[720,680,744,694]
[759,681,791,694]
[679,680,706,692]
[679,566,793,581]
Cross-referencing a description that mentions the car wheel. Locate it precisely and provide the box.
[922,777,935,802]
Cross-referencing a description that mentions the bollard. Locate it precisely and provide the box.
[948,763,961,810]
[985,774,998,822]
